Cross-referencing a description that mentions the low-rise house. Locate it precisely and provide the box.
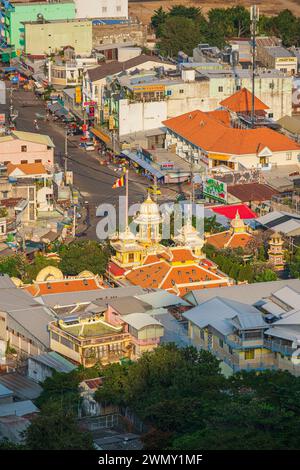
[0,275,54,360]
[28,351,76,383]
[0,131,54,167]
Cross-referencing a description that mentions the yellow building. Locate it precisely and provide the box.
[23,19,92,56]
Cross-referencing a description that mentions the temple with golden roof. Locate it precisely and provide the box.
[108,195,231,296]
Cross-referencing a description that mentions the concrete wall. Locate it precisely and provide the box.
[92,23,147,48]
[74,0,128,19]
[119,99,167,136]
[208,75,293,121]
[24,20,92,56]
[28,358,53,383]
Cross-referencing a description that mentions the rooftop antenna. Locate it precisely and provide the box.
[250,4,259,127]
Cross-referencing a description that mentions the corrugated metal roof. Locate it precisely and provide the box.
[136,290,189,308]
[0,373,42,400]
[29,351,76,374]
[183,296,266,335]
[265,326,300,342]
[272,286,300,309]
[0,383,13,398]
[185,280,300,307]
[122,313,162,330]
[260,301,285,316]
[0,400,39,417]
[11,131,55,148]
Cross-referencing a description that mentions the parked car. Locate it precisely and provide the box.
[84,142,95,151]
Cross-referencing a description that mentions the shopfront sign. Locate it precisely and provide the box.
[203,177,227,203]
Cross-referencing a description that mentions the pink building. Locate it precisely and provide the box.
[0,131,55,168]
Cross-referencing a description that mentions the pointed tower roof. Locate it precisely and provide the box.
[134,194,161,225]
[230,210,246,232]
[220,87,269,113]
[174,218,204,250]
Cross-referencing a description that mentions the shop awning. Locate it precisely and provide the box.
[90,127,111,144]
[208,153,231,161]
[48,102,62,113]
[121,150,164,179]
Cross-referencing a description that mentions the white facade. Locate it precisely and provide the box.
[74,0,128,19]
[119,100,167,136]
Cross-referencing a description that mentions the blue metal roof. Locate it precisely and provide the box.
[121,150,164,179]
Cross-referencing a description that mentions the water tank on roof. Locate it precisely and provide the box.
[231,50,240,67]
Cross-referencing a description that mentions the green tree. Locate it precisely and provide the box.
[23,253,59,283]
[59,240,109,276]
[157,16,204,57]
[255,268,277,282]
[169,5,202,21]
[151,7,168,32]
[271,10,300,47]
[0,254,26,279]
[24,402,94,450]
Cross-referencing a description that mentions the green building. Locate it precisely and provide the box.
[0,0,75,62]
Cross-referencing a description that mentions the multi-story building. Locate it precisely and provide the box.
[0,0,76,61]
[82,54,176,130]
[183,280,300,376]
[257,44,298,76]
[50,56,98,88]
[48,298,164,367]
[163,108,300,171]
[23,18,92,56]
[74,0,128,19]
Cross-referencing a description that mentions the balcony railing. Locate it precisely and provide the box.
[263,339,295,356]
[226,334,264,350]
[49,322,130,347]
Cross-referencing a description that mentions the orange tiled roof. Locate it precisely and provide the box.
[125,257,230,295]
[126,261,171,289]
[7,162,47,176]
[206,231,253,250]
[169,247,197,262]
[163,110,300,155]
[205,109,231,125]
[24,278,104,296]
[220,88,269,113]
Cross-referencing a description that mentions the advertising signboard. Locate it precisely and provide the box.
[203,177,227,203]
[75,86,82,104]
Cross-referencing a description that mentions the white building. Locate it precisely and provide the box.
[74,0,128,19]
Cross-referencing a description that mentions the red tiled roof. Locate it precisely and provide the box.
[220,88,269,113]
[169,248,197,262]
[211,204,257,219]
[162,110,300,155]
[228,183,278,202]
[83,378,103,390]
[108,262,126,277]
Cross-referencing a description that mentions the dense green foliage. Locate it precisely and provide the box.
[0,240,109,282]
[203,244,277,283]
[58,240,109,276]
[152,6,300,56]
[24,368,99,450]
[95,345,300,450]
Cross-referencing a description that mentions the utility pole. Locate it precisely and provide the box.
[72,204,76,237]
[64,130,68,176]
[250,4,259,128]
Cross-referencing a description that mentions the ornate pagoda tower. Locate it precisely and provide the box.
[173,218,204,257]
[268,232,285,271]
[134,194,162,248]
